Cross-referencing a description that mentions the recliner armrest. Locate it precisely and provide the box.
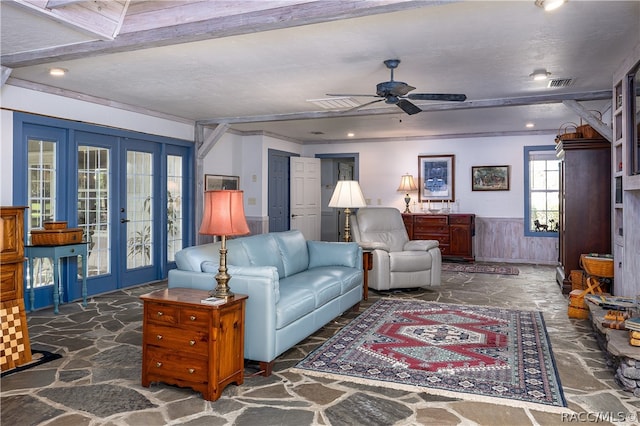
[404,240,439,251]
[358,241,390,252]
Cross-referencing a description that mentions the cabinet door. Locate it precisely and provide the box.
[217,303,245,381]
[450,225,471,257]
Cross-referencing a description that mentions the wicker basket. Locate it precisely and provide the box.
[570,269,587,291]
[43,221,67,230]
[580,254,614,278]
[568,289,590,319]
[31,228,83,246]
[555,122,581,143]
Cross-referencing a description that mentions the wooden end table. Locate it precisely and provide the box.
[362,251,373,300]
[140,288,247,401]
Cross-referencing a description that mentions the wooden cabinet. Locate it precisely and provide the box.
[556,139,611,293]
[402,213,475,261]
[0,206,32,371]
[140,288,247,401]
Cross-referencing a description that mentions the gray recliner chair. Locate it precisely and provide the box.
[351,207,441,291]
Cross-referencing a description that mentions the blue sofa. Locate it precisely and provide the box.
[167,230,363,376]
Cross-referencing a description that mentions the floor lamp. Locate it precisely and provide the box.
[397,174,418,213]
[199,190,250,298]
[328,180,366,242]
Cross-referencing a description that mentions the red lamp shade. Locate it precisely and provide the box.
[199,190,250,236]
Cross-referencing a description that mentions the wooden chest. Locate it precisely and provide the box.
[140,288,247,401]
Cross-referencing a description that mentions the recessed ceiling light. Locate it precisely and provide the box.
[535,0,567,11]
[347,132,355,138]
[526,123,535,128]
[530,69,551,80]
[49,68,67,77]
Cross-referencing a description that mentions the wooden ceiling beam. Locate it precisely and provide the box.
[1,0,428,68]
[198,90,613,125]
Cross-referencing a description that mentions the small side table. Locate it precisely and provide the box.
[362,251,373,301]
[26,243,88,314]
[140,288,247,401]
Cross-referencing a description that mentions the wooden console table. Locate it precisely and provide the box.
[26,242,88,314]
[402,213,475,261]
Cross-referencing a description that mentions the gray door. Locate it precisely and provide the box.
[268,149,297,232]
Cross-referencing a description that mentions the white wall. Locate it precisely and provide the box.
[0,85,195,206]
[302,134,556,218]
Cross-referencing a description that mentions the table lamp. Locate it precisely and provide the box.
[199,190,250,298]
[328,180,366,242]
[397,174,418,213]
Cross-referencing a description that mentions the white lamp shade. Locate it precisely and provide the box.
[397,174,418,192]
[328,180,367,208]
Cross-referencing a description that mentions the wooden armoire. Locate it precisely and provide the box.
[555,139,611,293]
[1,206,32,371]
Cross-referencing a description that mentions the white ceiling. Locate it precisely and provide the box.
[2,0,639,143]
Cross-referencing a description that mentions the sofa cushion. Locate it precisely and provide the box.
[174,243,220,272]
[235,234,285,278]
[274,283,316,329]
[273,230,309,277]
[280,270,342,308]
[308,241,359,269]
[308,266,362,295]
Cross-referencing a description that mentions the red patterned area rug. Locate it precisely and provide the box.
[442,262,519,275]
[293,299,567,412]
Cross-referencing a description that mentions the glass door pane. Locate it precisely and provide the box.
[167,155,184,262]
[78,146,111,277]
[126,151,154,269]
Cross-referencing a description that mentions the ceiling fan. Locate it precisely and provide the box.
[327,59,467,115]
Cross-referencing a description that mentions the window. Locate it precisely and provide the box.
[166,155,184,262]
[524,146,559,237]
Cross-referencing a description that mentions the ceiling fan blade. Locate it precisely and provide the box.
[342,98,385,113]
[388,83,415,97]
[407,93,467,102]
[396,99,422,115]
[326,93,381,98]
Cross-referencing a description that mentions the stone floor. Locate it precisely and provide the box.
[2,264,639,425]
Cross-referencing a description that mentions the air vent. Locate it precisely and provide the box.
[307,97,360,109]
[547,78,573,88]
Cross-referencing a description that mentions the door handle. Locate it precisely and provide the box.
[120,218,130,223]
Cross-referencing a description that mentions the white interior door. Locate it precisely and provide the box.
[290,157,321,240]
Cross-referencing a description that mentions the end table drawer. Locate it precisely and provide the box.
[414,216,448,225]
[146,346,208,382]
[181,307,210,329]
[146,303,179,326]
[145,324,209,355]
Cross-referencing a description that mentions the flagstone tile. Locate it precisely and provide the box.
[415,407,462,425]
[292,383,346,405]
[324,392,413,425]
[449,401,532,425]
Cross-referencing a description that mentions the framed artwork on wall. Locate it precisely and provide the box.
[205,174,239,191]
[418,155,455,202]
[471,165,510,191]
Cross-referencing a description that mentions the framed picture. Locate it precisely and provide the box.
[418,155,455,202]
[204,174,239,191]
[471,165,510,191]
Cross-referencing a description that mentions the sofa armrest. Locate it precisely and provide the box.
[358,241,390,252]
[404,240,439,251]
[225,265,281,363]
[168,269,216,291]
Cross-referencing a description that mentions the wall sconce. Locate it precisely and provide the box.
[328,180,366,242]
[199,190,250,298]
[397,174,418,213]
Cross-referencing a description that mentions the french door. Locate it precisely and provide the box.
[16,114,192,311]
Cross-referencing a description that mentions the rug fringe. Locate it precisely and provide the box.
[289,367,571,415]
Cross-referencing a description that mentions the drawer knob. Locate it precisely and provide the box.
[189,315,196,321]
[188,368,195,374]
[156,311,164,317]
[189,340,196,346]
[156,335,163,340]
[155,362,163,368]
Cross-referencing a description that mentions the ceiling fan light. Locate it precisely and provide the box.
[530,69,551,80]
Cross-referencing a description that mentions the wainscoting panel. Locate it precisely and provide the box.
[246,216,269,235]
[475,217,557,265]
